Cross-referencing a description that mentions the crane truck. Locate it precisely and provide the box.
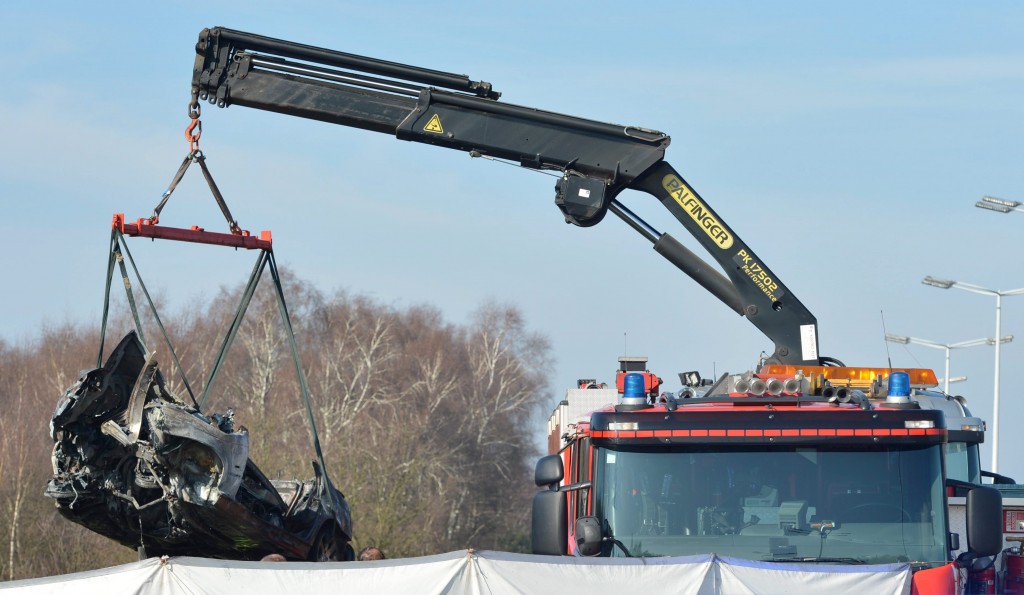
[188,27,1004,592]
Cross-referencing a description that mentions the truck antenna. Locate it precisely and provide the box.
[880,310,893,371]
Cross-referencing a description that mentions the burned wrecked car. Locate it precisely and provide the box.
[46,331,354,561]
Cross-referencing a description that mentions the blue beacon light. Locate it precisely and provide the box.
[617,372,648,411]
[888,371,910,397]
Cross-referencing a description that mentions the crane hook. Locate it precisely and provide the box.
[185,117,202,153]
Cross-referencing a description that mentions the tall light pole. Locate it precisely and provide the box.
[884,334,1012,394]
[921,277,1024,472]
[976,195,1024,214]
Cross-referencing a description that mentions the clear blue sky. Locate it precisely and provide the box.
[2,2,1023,478]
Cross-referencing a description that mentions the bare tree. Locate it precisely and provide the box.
[0,327,101,577]
[432,302,551,549]
[308,296,407,445]
[1,398,31,581]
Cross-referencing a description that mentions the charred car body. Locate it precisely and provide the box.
[46,331,354,561]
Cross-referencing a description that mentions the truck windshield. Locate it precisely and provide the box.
[594,444,948,565]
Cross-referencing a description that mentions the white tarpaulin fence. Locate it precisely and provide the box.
[1,550,912,594]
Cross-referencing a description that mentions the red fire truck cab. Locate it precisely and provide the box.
[533,359,1003,592]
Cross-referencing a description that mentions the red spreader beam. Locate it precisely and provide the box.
[113,214,272,251]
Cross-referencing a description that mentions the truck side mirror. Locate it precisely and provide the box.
[535,454,564,487]
[531,454,567,555]
[575,516,603,556]
[531,487,567,555]
[965,485,1003,557]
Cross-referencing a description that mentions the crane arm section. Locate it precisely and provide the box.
[192,27,820,365]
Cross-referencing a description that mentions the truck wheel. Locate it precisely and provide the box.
[309,524,343,561]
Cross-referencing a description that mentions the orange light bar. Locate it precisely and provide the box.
[758,364,938,389]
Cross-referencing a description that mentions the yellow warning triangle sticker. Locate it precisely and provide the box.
[424,114,444,134]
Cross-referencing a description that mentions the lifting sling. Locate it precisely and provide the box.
[97,140,330,483]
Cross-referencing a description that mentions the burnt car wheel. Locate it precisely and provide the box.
[309,523,345,562]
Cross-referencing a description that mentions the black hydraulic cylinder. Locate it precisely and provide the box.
[631,161,820,365]
[653,233,745,316]
[607,199,744,316]
[196,27,499,98]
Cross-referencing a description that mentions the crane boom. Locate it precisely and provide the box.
[192,26,820,365]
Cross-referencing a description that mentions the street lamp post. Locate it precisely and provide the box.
[884,334,1012,394]
[921,277,1024,473]
[976,195,1024,214]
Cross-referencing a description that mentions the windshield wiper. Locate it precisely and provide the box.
[763,556,867,565]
